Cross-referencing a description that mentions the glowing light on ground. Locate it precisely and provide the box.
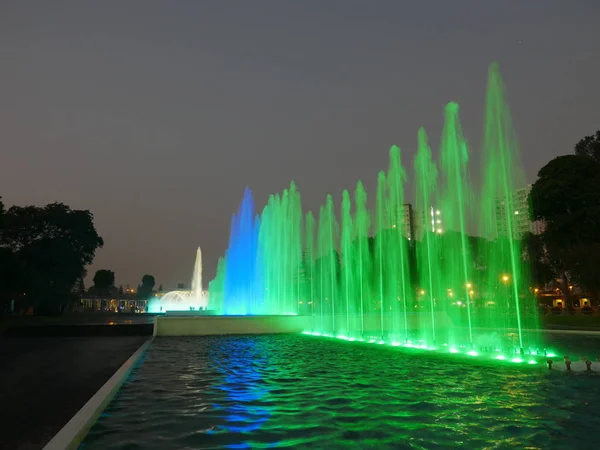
[301,332,556,367]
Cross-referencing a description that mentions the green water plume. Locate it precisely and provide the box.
[414,127,440,343]
[386,145,412,341]
[341,190,354,335]
[210,62,545,359]
[208,256,226,312]
[354,180,371,337]
[479,63,538,352]
[304,211,316,320]
[315,195,339,334]
[252,182,304,315]
[375,171,386,338]
[439,102,475,346]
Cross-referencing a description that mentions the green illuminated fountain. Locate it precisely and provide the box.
[414,127,441,344]
[438,101,475,347]
[209,63,547,362]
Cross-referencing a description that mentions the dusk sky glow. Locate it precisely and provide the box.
[2,1,599,289]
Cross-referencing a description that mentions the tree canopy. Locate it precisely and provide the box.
[529,130,600,300]
[93,270,115,290]
[574,130,600,163]
[521,231,555,288]
[530,154,600,246]
[0,200,103,313]
[137,274,156,299]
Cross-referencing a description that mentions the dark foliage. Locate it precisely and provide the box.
[0,200,103,314]
[137,274,156,300]
[529,131,600,302]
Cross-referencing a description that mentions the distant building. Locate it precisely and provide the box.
[80,297,149,313]
[414,206,443,241]
[495,184,545,239]
[384,204,415,241]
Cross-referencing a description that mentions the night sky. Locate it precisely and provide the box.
[2,1,599,290]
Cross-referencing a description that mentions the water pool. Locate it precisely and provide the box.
[81,333,600,449]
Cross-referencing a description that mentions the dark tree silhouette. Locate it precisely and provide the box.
[574,130,600,163]
[93,270,115,290]
[529,139,600,302]
[530,155,600,247]
[1,201,103,313]
[137,274,156,300]
[521,232,555,288]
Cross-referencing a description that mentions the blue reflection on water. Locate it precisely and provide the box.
[208,339,273,448]
[219,371,269,433]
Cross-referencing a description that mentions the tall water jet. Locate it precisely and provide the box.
[480,62,537,351]
[258,194,275,311]
[208,257,226,313]
[148,247,208,313]
[340,190,354,335]
[316,195,339,334]
[316,205,326,331]
[304,211,316,320]
[414,127,441,343]
[375,171,387,338]
[288,182,303,314]
[256,182,303,315]
[191,247,203,305]
[439,102,474,346]
[386,146,411,341]
[354,180,371,337]
[223,187,262,314]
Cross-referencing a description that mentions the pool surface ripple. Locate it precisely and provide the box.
[81,334,600,449]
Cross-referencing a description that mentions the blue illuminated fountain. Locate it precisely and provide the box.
[222,187,263,315]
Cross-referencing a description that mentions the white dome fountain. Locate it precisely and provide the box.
[148,247,210,313]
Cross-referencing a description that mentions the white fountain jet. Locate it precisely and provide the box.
[191,246,204,306]
[147,246,208,313]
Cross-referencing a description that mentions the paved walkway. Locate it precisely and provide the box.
[0,336,147,450]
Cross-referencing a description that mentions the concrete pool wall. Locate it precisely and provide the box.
[152,312,453,337]
[153,314,313,336]
[42,339,151,450]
